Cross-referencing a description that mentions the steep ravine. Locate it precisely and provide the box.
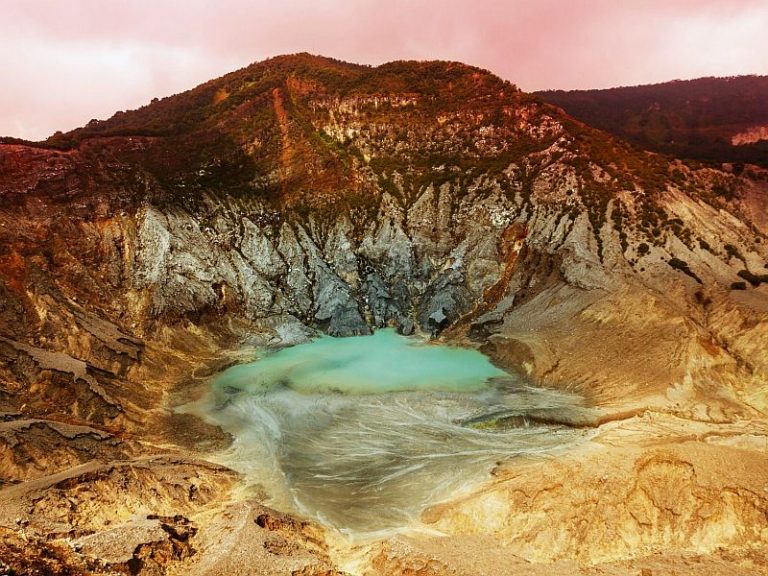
[2,55,768,574]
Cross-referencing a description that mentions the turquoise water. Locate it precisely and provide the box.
[188,329,591,535]
[214,328,507,395]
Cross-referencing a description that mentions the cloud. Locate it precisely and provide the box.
[1,0,766,140]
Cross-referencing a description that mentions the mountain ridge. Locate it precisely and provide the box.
[537,74,768,169]
[4,55,756,242]
[0,53,514,145]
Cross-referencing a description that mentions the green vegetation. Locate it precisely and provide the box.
[668,257,702,284]
[537,75,768,169]
[724,244,745,262]
[610,202,629,253]
[737,270,768,287]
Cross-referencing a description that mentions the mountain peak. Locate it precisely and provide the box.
[236,52,368,80]
[34,54,519,151]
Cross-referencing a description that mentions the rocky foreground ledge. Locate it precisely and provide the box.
[1,55,768,574]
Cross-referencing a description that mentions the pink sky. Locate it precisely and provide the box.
[2,0,767,141]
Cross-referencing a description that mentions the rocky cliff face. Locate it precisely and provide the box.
[2,54,768,574]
